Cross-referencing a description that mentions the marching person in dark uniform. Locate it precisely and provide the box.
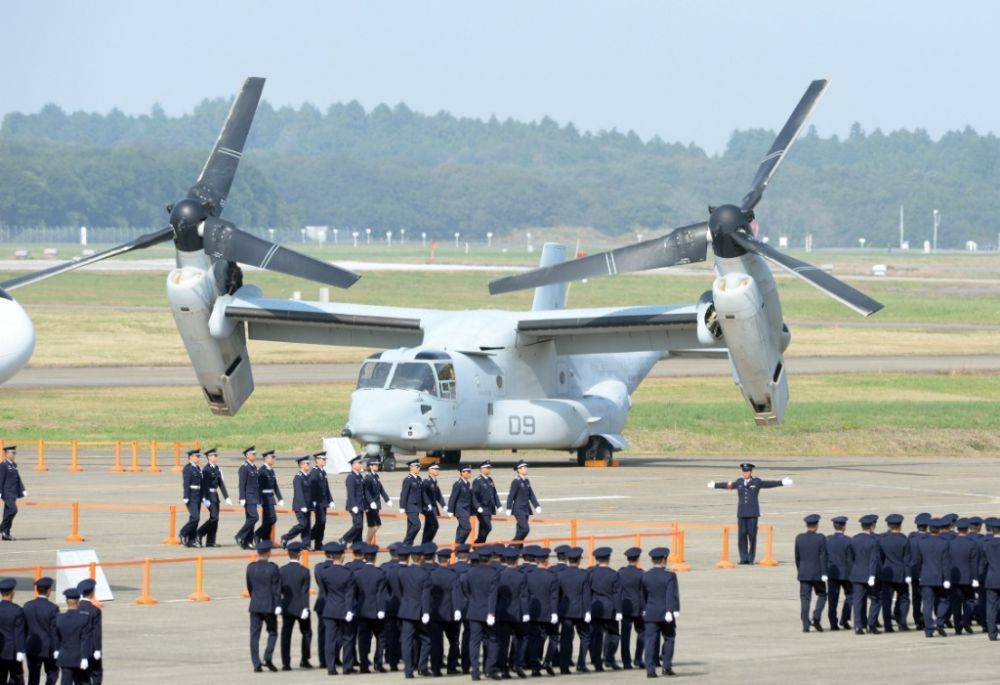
[588,547,623,670]
[911,517,953,637]
[197,448,230,547]
[878,513,911,632]
[968,516,988,628]
[949,518,981,635]
[558,547,592,674]
[462,548,499,681]
[619,547,645,669]
[506,461,541,545]
[256,450,283,545]
[246,540,282,672]
[363,458,392,544]
[0,577,26,685]
[449,544,472,675]
[847,514,882,634]
[908,512,931,630]
[641,547,680,678]
[447,465,475,544]
[393,544,433,678]
[794,514,828,632]
[281,456,313,548]
[354,543,388,673]
[309,452,335,551]
[522,546,559,676]
[495,548,530,678]
[312,540,334,670]
[279,541,313,671]
[472,461,501,544]
[316,541,356,675]
[23,577,58,685]
[382,543,405,672]
[429,547,464,676]
[235,446,261,550]
[983,517,1000,641]
[54,588,91,685]
[550,546,570,575]
[76,579,102,684]
[179,448,204,547]
[0,445,27,541]
[343,456,366,544]
[708,463,792,565]
[346,541,367,572]
[400,460,424,546]
[421,464,447,544]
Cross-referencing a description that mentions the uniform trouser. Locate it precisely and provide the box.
[513,514,530,542]
[987,589,1000,638]
[975,580,988,625]
[881,581,910,628]
[250,612,279,668]
[559,618,591,670]
[910,578,923,626]
[340,618,358,671]
[384,616,401,667]
[475,514,493,543]
[256,497,277,543]
[429,620,461,673]
[468,620,496,677]
[951,584,976,630]
[285,511,312,543]
[403,513,421,545]
[737,517,758,563]
[1,497,17,535]
[589,618,620,667]
[315,599,327,667]
[422,512,439,544]
[826,579,852,626]
[643,621,676,674]
[196,496,221,544]
[0,658,24,685]
[311,506,328,548]
[84,656,102,685]
[357,617,385,670]
[323,617,349,673]
[400,619,431,676]
[342,511,364,544]
[852,581,881,629]
[236,503,260,545]
[525,621,559,671]
[495,621,527,673]
[58,668,87,685]
[455,514,472,544]
[799,580,827,629]
[280,614,312,667]
[27,655,57,685]
[921,585,951,634]
[620,616,644,667]
[179,497,201,542]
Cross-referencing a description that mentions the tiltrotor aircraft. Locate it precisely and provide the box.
[1,77,882,468]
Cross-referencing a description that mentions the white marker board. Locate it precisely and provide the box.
[322,437,357,475]
[55,548,113,603]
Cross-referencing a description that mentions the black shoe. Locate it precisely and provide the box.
[530,670,541,677]
[559,669,571,675]
[576,667,589,673]
[376,666,388,673]
[854,629,865,635]
[869,627,881,635]
[447,668,461,675]
[328,668,339,676]
[207,542,221,547]
[300,661,313,669]
[419,669,433,677]
[501,673,512,680]
[253,665,263,672]
[663,669,676,677]
[840,621,852,630]
[899,625,911,632]
[281,665,292,671]
[936,626,947,637]
[488,674,502,681]
[883,626,894,633]
[390,665,399,672]
[802,627,809,633]
[989,635,998,641]
[829,623,840,631]
[515,669,527,678]
[944,619,954,628]
[472,677,481,682]
[544,665,555,676]
[647,674,658,679]
[264,661,278,672]
[609,663,621,671]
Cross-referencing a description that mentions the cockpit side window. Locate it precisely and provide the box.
[389,362,438,396]
[435,363,456,399]
[356,361,392,390]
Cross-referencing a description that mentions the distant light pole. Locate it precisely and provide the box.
[365,228,372,245]
[454,232,460,248]
[526,232,532,251]
[352,230,359,247]
[858,237,866,249]
[636,233,643,243]
[268,228,275,242]
[932,209,940,252]
[486,231,493,248]
[333,228,339,244]
[300,228,306,243]
[386,230,393,247]
[400,228,406,245]
[898,205,904,249]
[421,232,427,248]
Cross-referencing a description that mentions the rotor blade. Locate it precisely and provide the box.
[488,222,709,295]
[187,76,266,216]
[0,226,174,291]
[202,218,360,289]
[740,79,829,212]
[729,231,883,317]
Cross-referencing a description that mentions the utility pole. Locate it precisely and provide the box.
[899,205,904,249]
[932,209,940,252]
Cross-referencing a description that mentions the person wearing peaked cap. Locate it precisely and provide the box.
[795,514,828,633]
[23,574,58,685]
[847,514,882,634]
[618,547,645,670]
[390,538,433,678]
[309,452,335,552]
[877,514,911,632]
[75,579,102,684]
[399,460,425,546]
[447,465,475,545]
[707,463,792,565]
[353,541,389,674]
[427,546,463,676]
[197,446,230,548]
[948,517,981,635]
[279,538,313,671]
[54,588,91,684]
[506,461,541,547]
[985,521,1000,641]
[1,443,27,542]
[911,517,953,637]
[495,543,531,678]
[314,540,358,675]
[557,546,593,674]
[0,577,26,684]
[520,543,559,677]
[640,547,680,677]
[235,446,262,550]
[341,454,367,546]
[967,516,988,628]
[363,456,392,545]
[461,539,500,680]
[281,456,313,551]
[472,461,502,546]
[588,547,623,671]
[256,450,284,547]
[179,447,204,548]
[908,513,932,630]
[345,541,367,572]
[420,463,447,545]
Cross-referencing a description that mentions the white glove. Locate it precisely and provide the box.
[15,652,24,663]
[421,613,430,625]
[426,505,433,512]
[81,658,88,670]
[707,481,715,488]
[486,614,496,626]
[278,500,284,507]
[445,511,452,518]
[94,650,101,660]
[867,576,875,587]
[301,507,308,513]
[550,613,558,624]
[821,575,828,583]
[239,499,246,506]
[370,502,378,510]
[477,507,484,514]
[352,506,359,514]
[454,610,462,621]
[535,506,542,514]
[377,611,385,619]
[225,497,232,505]
[782,477,793,486]
[973,579,980,588]
[943,580,951,589]
[53,651,59,659]
[522,614,530,623]
[584,611,591,624]
[505,509,512,517]
[301,608,309,620]
[673,611,679,617]
[275,606,282,616]
[328,503,335,510]
[387,499,394,509]
[22,490,27,497]
[905,577,912,584]
[664,612,673,623]
[345,611,354,623]
[615,613,622,622]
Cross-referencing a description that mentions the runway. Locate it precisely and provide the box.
[8,354,999,388]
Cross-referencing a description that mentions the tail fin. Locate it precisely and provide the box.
[531,243,568,311]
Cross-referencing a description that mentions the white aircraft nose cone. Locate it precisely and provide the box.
[0,294,36,384]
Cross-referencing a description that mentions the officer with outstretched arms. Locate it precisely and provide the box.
[246,540,282,672]
[23,576,58,685]
[707,462,792,564]
[256,450,284,544]
[0,445,27,541]
[309,452,335,551]
[281,456,313,548]
[235,446,261,550]
[641,547,680,678]
[506,460,541,545]
[179,449,204,547]
[197,448,230,547]
[472,461,501,544]
[400,460,424,546]
[794,514,828,632]
[54,588,91,685]
[278,541,313,671]
[447,465,475,544]
[363,457,392,544]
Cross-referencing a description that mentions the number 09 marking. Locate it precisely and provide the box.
[508,415,536,435]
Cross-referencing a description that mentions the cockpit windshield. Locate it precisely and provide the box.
[389,362,438,396]
[356,361,392,390]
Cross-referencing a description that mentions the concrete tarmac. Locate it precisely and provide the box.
[1,451,999,683]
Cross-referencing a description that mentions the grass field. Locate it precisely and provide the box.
[2,373,997,457]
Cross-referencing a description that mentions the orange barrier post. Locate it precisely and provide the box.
[587,535,596,566]
[68,440,83,472]
[758,525,779,567]
[162,506,180,545]
[187,556,210,602]
[128,440,141,472]
[171,442,183,473]
[670,530,691,572]
[65,502,85,542]
[634,532,642,548]
[33,439,48,472]
[715,527,736,569]
[667,523,679,564]
[33,565,42,582]
[135,558,158,605]
[89,561,96,580]
[570,519,579,547]
[111,441,125,473]
[147,441,161,473]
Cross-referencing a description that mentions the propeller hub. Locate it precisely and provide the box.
[169,199,208,251]
[709,204,752,259]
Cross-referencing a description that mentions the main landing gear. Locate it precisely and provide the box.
[576,436,614,466]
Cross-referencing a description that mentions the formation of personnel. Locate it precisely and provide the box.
[1,445,27,541]
[794,513,1000,640]
[0,576,104,685]
[245,540,682,679]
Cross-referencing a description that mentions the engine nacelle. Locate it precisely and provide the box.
[166,253,253,416]
[712,270,788,425]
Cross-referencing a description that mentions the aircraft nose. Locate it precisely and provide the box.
[346,390,428,441]
[0,293,35,384]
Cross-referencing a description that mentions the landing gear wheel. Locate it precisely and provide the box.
[576,437,613,465]
[380,449,396,472]
[441,450,461,465]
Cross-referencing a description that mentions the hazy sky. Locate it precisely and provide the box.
[2,1,997,153]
